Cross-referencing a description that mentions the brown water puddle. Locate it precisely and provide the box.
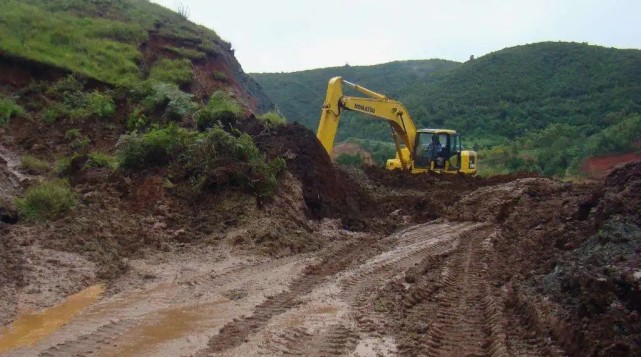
[101,299,229,357]
[0,284,105,354]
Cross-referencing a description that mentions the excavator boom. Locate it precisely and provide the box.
[317,77,417,169]
[316,76,477,175]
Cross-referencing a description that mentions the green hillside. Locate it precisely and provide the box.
[251,60,460,132]
[0,0,226,87]
[253,42,641,176]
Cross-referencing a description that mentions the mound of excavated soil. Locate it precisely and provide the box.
[472,161,641,356]
[242,122,369,229]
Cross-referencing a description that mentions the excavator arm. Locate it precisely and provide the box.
[316,77,417,170]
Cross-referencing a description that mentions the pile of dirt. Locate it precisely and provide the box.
[242,121,370,229]
[467,161,641,355]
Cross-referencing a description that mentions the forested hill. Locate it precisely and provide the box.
[252,42,641,176]
[251,59,461,130]
[404,42,641,139]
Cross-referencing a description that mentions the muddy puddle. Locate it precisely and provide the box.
[0,284,105,353]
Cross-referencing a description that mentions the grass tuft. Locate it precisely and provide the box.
[257,112,286,127]
[15,179,75,222]
[149,58,193,85]
[0,95,24,126]
[20,155,50,174]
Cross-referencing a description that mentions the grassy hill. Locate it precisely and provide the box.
[0,0,273,112]
[253,42,641,176]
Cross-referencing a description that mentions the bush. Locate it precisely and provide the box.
[65,128,81,139]
[117,125,192,170]
[20,155,50,174]
[15,180,75,221]
[0,95,24,125]
[180,126,285,197]
[143,82,198,121]
[55,157,72,176]
[117,124,285,197]
[40,77,117,122]
[149,58,193,85]
[211,71,227,82]
[126,108,148,131]
[87,91,116,118]
[86,152,117,169]
[257,111,286,127]
[195,91,242,130]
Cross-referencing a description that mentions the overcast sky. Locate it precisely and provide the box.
[150,0,641,73]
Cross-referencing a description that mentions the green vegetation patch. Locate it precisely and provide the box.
[1,0,224,86]
[141,82,198,122]
[149,58,194,85]
[20,155,50,174]
[15,179,75,222]
[0,1,142,86]
[163,46,206,60]
[257,112,287,127]
[86,152,118,170]
[37,76,116,123]
[116,124,285,198]
[195,91,243,130]
[0,95,24,126]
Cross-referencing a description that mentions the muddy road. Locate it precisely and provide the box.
[1,220,560,356]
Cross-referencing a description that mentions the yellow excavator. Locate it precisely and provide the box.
[316,77,477,175]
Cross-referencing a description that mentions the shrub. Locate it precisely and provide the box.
[180,126,285,197]
[0,96,24,125]
[15,180,75,222]
[40,77,117,122]
[117,125,192,170]
[86,152,117,169]
[55,157,72,176]
[143,82,198,121]
[126,108,148,131]
[70,136,91,152]
[65,128,81,139]
[149,58,193,85]
[117,123,285,197]
[195,91,242,130]
[257,111,286,127]
[20,155,50,174]
[211,71,227,82]
[87,91,116,118]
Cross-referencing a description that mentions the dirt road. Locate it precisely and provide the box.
[1,220,564,356]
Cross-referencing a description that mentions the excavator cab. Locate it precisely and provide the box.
[414,129,463,173]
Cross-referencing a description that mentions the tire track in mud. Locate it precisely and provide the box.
[198,238,386,355]
[355,226,509,356]
[38,319,136,357]
[224,222,485,357]
[405,227,509,356]
[13,254,306,356]
[247,222,471,356]
[504,291,567,357]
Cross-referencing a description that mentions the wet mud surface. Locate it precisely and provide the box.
[2,118,641,355]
